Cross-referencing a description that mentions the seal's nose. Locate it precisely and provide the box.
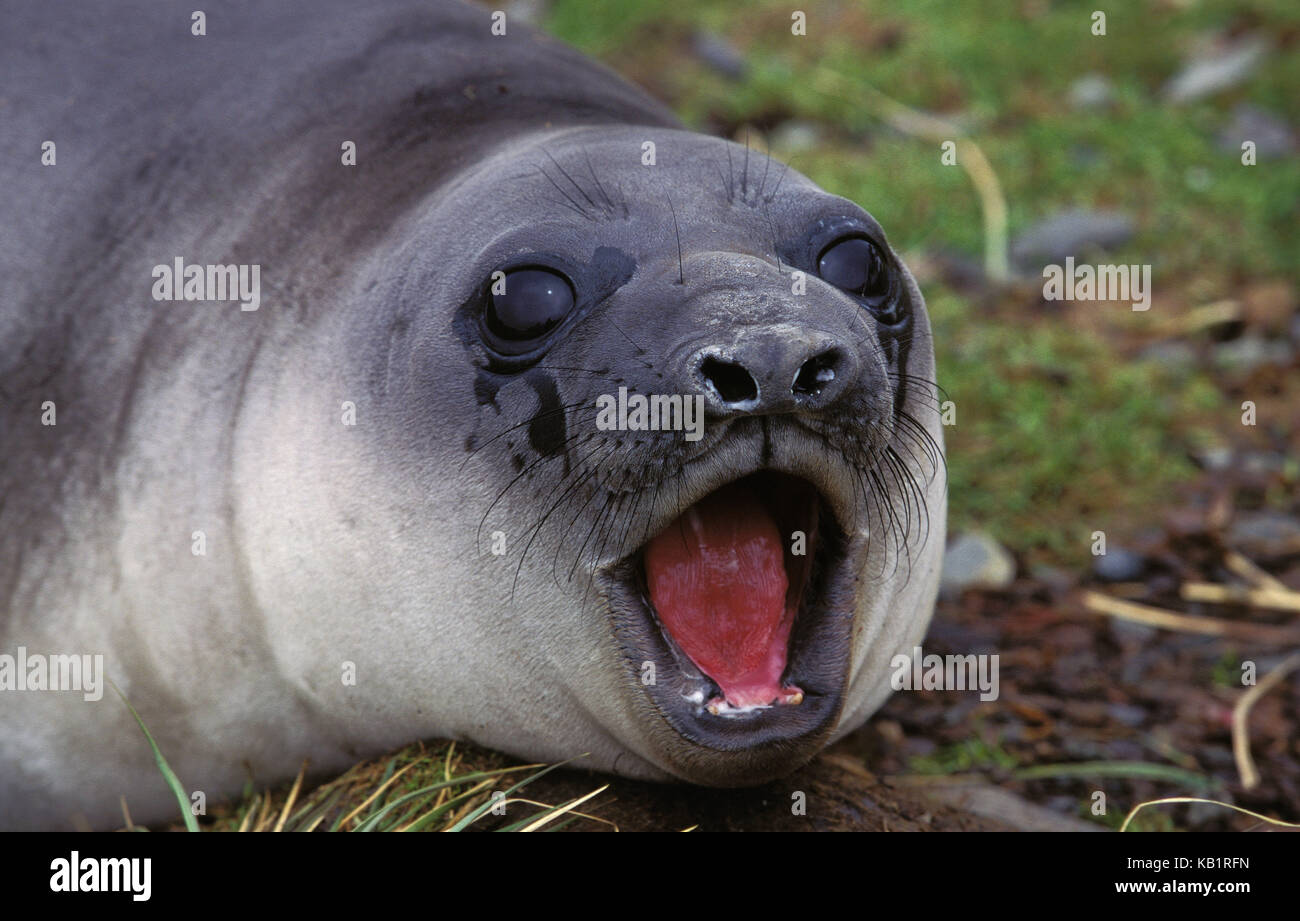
[693,332,856,414]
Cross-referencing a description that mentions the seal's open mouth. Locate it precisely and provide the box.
[642,472,821,713]
[605,469,857,759]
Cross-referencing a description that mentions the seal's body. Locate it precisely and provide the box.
[0,0,945,830]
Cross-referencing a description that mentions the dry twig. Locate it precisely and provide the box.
[1232,652,1300,790]
[1082,591,1300,644]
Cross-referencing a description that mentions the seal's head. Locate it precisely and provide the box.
[353,126,945,786]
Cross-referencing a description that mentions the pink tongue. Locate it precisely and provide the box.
[644,482,800,710]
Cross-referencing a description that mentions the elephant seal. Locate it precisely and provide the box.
[0,0,946,830]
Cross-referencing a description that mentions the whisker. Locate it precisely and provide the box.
[666,192,684,285]
[763,156,793,203]
[542,147,597,210]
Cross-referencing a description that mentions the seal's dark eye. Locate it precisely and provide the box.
[486,267,575,341]
[817,236,890,300]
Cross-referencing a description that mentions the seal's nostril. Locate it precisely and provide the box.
[793,350,841,398]
[700,356,758,405]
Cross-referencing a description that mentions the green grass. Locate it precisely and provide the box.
[113,681,199,832]
[194,743,607,832]
[1211,649,1245,688]
[929,288,1221,562]
[909,735,1019,775]
[113,719,609,832]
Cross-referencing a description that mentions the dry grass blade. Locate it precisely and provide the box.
[1232,651,1300,790]
[445,759,578,831]
[254,791,278,832]
[118,796,141,833]
[517,784,610,832]
[1181,582,1300,613]
[1082,591,1300,644]
[1224,551,1290,593]
[1120,796,1300,832]
[507,796,619,831]
[237,794,258,833]
[274,760,308,832]
[430,743,459,814]
[1158,299,1241,335]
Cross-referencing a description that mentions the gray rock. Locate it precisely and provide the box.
[1217,103,1297,160]
[940,531,1016,597]
[767,119,823,153]
[1010,209,1136,270]
[930,249,988,289]
[1068,73,1114,109]
[1163,36,1267,104]
[1291,314,1300,345]
[1228,511,1300,558]
[504,0,550,26]
[1092,547,1145,582]
[1194,445,1234,472]
[692,30,747,80]
[1213,335,1293,372]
